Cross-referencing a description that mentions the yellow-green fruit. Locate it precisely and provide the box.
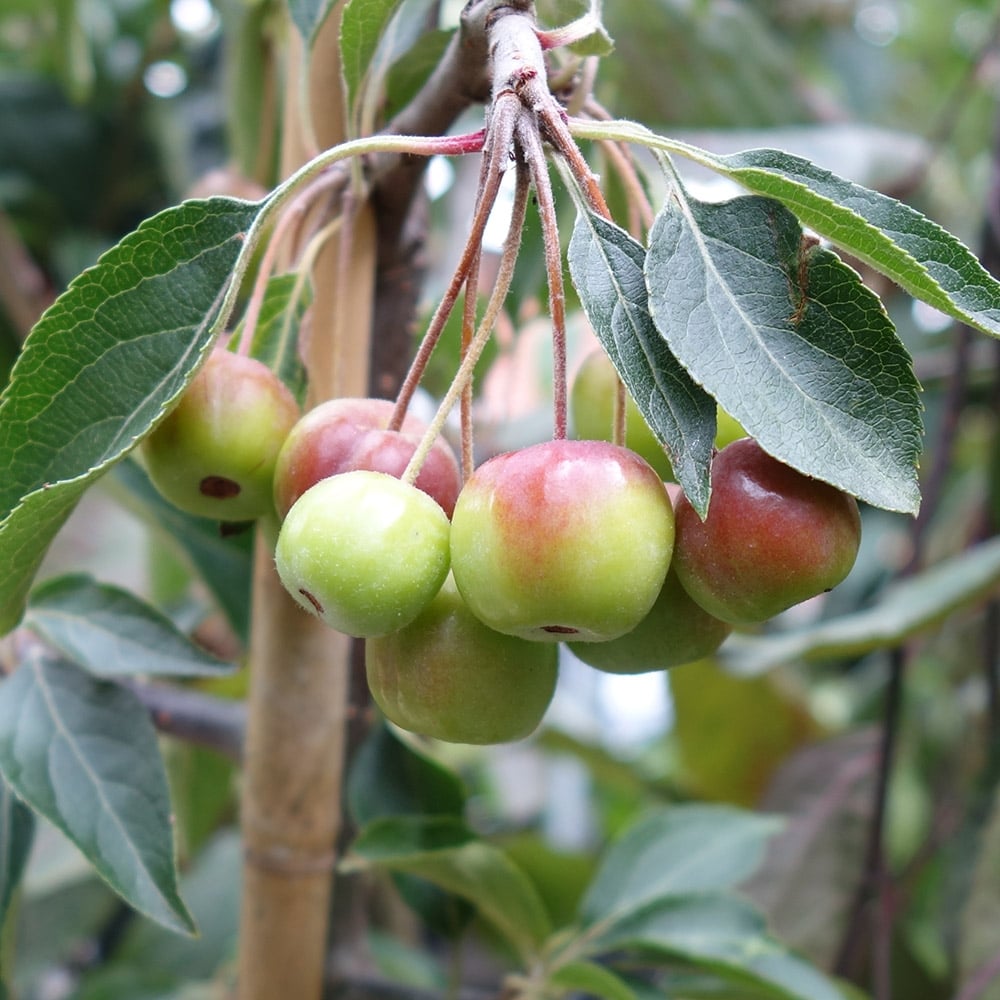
[142,350,299,521]
[366,576,559,744]
[570,349,674,479]
[275,470,451,637]
[568,568,732,674]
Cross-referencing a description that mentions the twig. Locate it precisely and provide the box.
[126,678,246,762]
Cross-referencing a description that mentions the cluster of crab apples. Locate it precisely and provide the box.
[141,347,862,745]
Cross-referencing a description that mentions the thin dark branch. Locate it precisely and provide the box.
[834,647,906,991]
[125,678,246,762]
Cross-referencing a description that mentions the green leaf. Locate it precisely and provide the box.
[0,197,259,635]
[0,651,195,935]
[24,574,236,679]
[708,146,1000,339]
[573,122,1000,339]
[568,209,716,511]
[0,777,35,929]
[340,0,405,129]
[347,721,465,825]
[548,960,637,1000]
[240,273,310,407]
[592,894,847,1000]
[580,805,782,925]
[344,815,552,962]
[288,0,337,41]
[720,536,1000,674]
[107,460,254,643]
[646,188,921,514]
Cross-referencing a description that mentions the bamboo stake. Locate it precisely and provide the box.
[237,3,375,996]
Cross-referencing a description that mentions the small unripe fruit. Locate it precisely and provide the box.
[275,470,451,637]
[570,349,674,480]
[141,350,299,521]
[366,575,559,745]
[273,397,461,519]
[450,439,675,643]
[673,438,862,625]
[568,568,732,674]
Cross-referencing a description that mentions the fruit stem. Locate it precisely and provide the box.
[388,97,520,435]
[401,154,531,487]
[516,115,569,440]
[235,168,347,358]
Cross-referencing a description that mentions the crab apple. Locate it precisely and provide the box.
[275,470,451,637]
[273,397,461,519]
[366,575,559,744]
[568,568,732,674]
[570,349,675,480]
[449,439,675,643]
[672,438,862,626]
[141,349,299,522]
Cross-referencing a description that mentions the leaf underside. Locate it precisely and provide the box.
[645,189,922,514]
[569,210,716,512]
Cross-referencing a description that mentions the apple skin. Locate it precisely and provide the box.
[142,349,299,521]
[568,567,732,674]
[672,438,862,626]
[275,470,451,638]
[449,439,675,643]
[273,397,461,520]
[366,575,559,744]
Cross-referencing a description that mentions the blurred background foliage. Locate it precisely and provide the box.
[2,1,1000,998]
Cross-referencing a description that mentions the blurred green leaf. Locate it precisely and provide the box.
[344,815,552,962]
[347,721,466,825]
[24,574,236,678]
[0,651,195,935]
[548,960,637,1000]
[580,805,782,925]
[591,894,848,1000]
[0,197,258,635]
[0,779,34,930]
[669,661,821,806]
[107,459,254,643]
[645,187,921,515]
[721,537,1000,674]
[568,209,715,513]
[340,0,405,131]
[241,273,310,407]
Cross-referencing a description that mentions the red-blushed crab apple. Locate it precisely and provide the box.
[449,439,675,643]
[365,575,559,744]
[141,349,299,522]
[275,470,451,637]
[273,397,461,520]
[672,438,862,625]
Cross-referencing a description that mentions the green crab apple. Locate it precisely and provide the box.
[570,349,675,479]
[672,438,862,625]
[273,397,461,519]
[449,439,675,643]
[275,470,451,637]
[141,348,299,521]
[568,567,732,674]
[366,575,559,744]
[570,349,748,479]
